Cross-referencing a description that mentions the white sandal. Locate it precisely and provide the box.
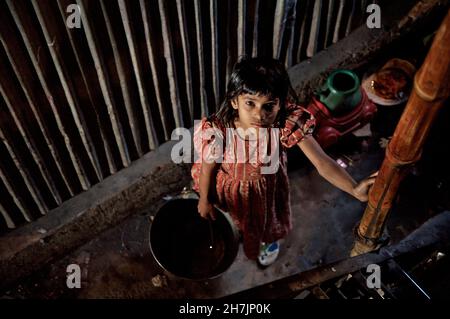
[257,241,280,266]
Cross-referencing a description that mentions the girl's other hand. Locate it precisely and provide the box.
[353,171,379,202]
[198,198,216,220]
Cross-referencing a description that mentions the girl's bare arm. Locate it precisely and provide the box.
[198,162,220,219]
[297,135,377,202]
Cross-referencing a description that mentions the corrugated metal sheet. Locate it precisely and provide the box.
[0,0,367,233]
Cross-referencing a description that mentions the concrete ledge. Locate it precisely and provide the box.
[0,140,191,289]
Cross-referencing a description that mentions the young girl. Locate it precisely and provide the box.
[191,57,376,266]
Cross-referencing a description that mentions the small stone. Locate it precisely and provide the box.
[36,228,47,234]
[151,274,168,288]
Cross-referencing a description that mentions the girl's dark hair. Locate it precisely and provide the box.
[214,56,298,127]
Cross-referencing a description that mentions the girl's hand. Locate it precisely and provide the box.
[352,171,378,202]
[198,198,216,220]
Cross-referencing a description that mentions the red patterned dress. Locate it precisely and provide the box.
[191,103,316,259]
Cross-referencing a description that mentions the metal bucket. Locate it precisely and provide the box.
[149,197,240,280]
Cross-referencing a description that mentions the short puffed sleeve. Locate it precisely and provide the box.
[191,117,225,192]
[192,117,225,164]
[280,103,316,148]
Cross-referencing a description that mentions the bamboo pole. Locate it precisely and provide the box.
[352,9,450,256]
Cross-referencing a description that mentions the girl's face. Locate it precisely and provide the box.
[231,93,280,130]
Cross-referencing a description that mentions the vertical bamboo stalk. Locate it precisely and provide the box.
[324,0,335,48]
[252,0,260,58]
[97,0,143,158]
[77,0,131,167]
[117,0,159,148]
[210,0,220,108]
[7,0,90,190]
[0,201,15,229]
[57,0,117,175]
[0,165,32,222]
[282,0,299,67]
[0,80,62,205]
[194,0,208,117]
[0,19,65,204]
[333,0,345,43]
[237,0,246,57]
[0,126,48,215]
[139,0,168,141]
[295,0,311,63]
[345,0,356,36]
[176,0,195,121]
[306,0,322,57]
[273,0,286,59]
[32,0,104,182]
[286,0,298,67]
[158,0,184,129]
